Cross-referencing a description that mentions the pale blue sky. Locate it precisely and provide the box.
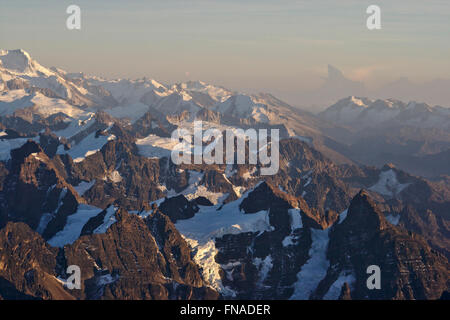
[1,0,449,103]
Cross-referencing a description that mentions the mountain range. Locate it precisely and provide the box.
[295,64,450,113]
[0,49,448,300]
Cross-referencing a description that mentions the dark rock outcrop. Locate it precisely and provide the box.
[0,222,75,300]
[313,190,449,300]
[0,141,81,239]
[158,195,199,223]
[0,210,219,300]
[63,208,219,300]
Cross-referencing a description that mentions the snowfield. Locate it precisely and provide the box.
[57,130,115,162]
[290,228,330,300]
[136,134,178,159]
[369,169,410,198]
[175,185,272,296]
[48,204,103,247]
[0,136,38,161]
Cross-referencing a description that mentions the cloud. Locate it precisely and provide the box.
[349,65,384,81]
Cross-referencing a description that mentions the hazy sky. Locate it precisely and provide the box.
[1,0,450,104]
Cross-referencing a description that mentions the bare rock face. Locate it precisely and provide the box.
[1,140,81,239]
[39,129,63,158]
[1,54,449,302]
[132,110,175,138]
[0,222,74,300]
[240,181,300,215]
[215,181,316,299]
[201,169,239,203]
[313,190,449,300]
[216,186,448,300]
[265,138,352,215]
[158,195,199,223]
[144,208,207,288]
[0,210,219,300]
[196,108,222,123]
[338,283,352,300]
[5,78,30,91]
[63,208,219,300]
[0,162,9,228]
[338,164,450,259]
[0,135,447,301]
[79,206,111,236]
[398,204,450,258]
[62,138,165,211]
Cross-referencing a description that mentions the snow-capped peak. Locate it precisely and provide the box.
[0,49,53,77]
[343,96,372,108]
[172,80,232,103]
[320,96,450,129]
[180,80,208,91]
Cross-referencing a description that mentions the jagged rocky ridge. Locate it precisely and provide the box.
[0,208,219,300]
[0,122,448,300]
[0,49,449,300]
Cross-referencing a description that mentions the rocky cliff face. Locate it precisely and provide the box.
[0,141,81,239]
[263,139,352,216]
[339,163,450,259]
[0,113,448,300]
[0,209,219,300]
[1,50,449,300]
[313,190,449,300]
[56,136,165,211]
[214,182,322,299]
[63,208,218,300]
[0,222,74,300]
[1,134,448,300]
[196,184,449,300]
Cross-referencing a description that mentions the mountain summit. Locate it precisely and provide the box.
[0,49,53,77]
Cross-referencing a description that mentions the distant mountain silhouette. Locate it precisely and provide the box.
[373,77,450,107]
[300,65,366,112]
[296,66,450,113]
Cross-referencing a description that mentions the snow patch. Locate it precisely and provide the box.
[254,255,273,286]
[74,180,95,196]
[289,209,303,230]
[323,270,356,300]
[175,186,272,296]
[290,228,330,300]
[57,130,115,163]
[48,204,103,247]
[242,167,257,180]
[167,170,227,205]
[0,137,38,161]
[338,209,348,224]
[36,213,53,234]
[369,169,410,198]
[282,235,296,247]
[104,102,149,122]
[54,113,95,139]
[93,206,118,234]
[135,134,178,159]
[107,170,122,183]
[386,214,400,226]
[185,238,236,297]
